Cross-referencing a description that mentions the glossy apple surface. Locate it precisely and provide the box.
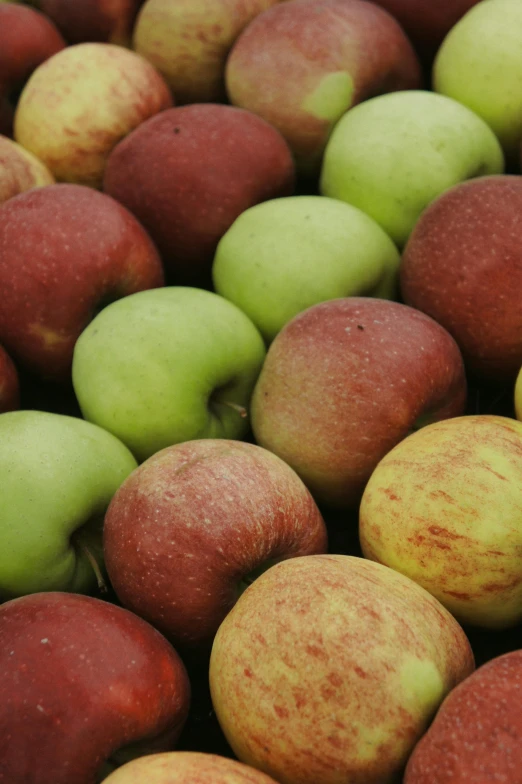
[0,343,19,412]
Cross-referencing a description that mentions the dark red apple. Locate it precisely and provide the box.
[36,0,144,46]
[0,183,164,381]
[0,343,19,412]
[103,103,295,287]
[0,591,190,784]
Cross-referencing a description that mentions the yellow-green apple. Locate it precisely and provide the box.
[0,409,137,599]
[213,195,400,343]
[404,650,522,784]
[14,42,172,188]
[72,287,266,462]
[0,344,19,412]
[35,0,143,46]
[0,591,190,784]
[320,90,504,248]
[0,183,164,381]
[434,0,522,165]
[250,297,466,509]
[225,0,421,175]
[133,0,282,104]
[210,554,474,784]
[104,439,328,650]
[360,414,522,629]
[400,175,522,381]
[0,133,54,203]
[103,751,281,784]
[103,103,295,287]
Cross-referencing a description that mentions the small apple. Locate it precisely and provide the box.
[0,133,54,203]
[210,554,474,784]
[360,414,522,630]
[400,175,522,381]
[35,0,143,46]
[320,90,504,248]
[251,297,466,509]
[0,343,19,412]
[0,183,164,381]
[0,409,137,600]
[212,195,401,343]
[14,42,172,188]
[72,287,267,462]
[225,0,421,174]
[0,591,190,784]
[103,103,295,287]
[404,650,522,783]
[104,438,328,650]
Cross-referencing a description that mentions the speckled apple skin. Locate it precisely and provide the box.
[250,297,466,509]
[104,439,327,649]
[103,750,281,784]
[103,103,295,286]
[401,175,522,381]
[225,0,421,172]
[404,650,522,783]
[209,554,474,784]
[0,344,19,412]
[0,183,164,381]
[38,0,143,46]
[0,135,54,203]
[0,592,190,784]
[360,415,522,629]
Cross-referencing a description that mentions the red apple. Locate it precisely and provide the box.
[36,0,144,46]
[103,103,295,286]
[0,343,19,412]
[0,133,54,204]
[251,297,467,509]
[0,591,191,784]
[104,439,328,650]
[0,183,164,381]
[400,175,522,381]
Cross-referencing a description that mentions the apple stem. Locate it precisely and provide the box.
[78,542,108,594]
[220,401,248,418]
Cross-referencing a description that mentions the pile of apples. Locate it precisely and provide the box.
[2,0,522,782]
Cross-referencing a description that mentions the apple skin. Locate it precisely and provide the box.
[400,175,522,381]
[0,591,190,784]
[133,0,282,104]
[0,133,54,203]
[35,0,144,46]
[251,297,467,509]
[0,343,19,412]
[0,409,138,600]
[72,287,267,462]
[225,0,421,174]
[213,195,401,343]
[434,0,522,165]
[103,103,295,287]
[360,414,522,630]
[0,183,164,381]
[104,438,328,650]
[210,554,474,784]
[14,42,173,188]
[320,90,504,248]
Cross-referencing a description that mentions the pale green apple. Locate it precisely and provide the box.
[434,0,522,163]
[72,287,266,462]
[212,195,400,343]
[320,90,504,247]
[0,409,137,599]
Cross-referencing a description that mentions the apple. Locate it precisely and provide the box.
[0,591,190,784]
[209,554,474,784]
[35,0,143,46]
[0,409,137,600]
[133,0,282,104]
[320,90,504,248]
[0,183,164,382]
[404,649,522,783]
[0,133,54,203]
[360,414,522,630]
[225,0,421,175]
[250,297,466,509]
[433,0,522,165]
[72,287,267,462]
[212,195,401,343]
[103,103,295,287]
[104,438,328,650]
[14,42,172,188]
[0,344,19,412]
[400,175,522,381]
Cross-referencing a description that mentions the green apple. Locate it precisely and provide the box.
[320,90,504,247]
[434,0,522,164]
[72,287,267,462]
[0,409,137,600]
[212,195,400,343]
